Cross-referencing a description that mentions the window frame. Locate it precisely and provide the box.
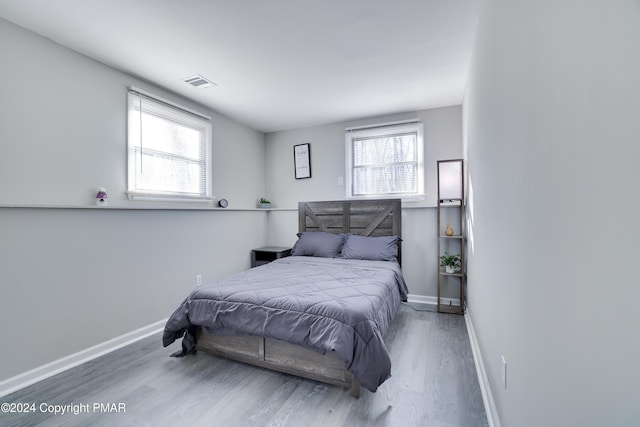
[345,120,424,200]
[126,87,212,202]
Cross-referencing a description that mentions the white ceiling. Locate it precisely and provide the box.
[0,0,478,133]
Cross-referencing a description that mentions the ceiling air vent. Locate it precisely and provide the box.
[182,74,216,89]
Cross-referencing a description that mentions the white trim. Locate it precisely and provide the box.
[407,294,461,307]
[127,89,212,200]
[465,308,502,427]
[128,85,211,120]
[345,118,420,132]
[0,319,166,398]
[126,191,214,203]
[345,121,424,199]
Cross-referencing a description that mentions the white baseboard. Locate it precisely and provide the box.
[465,308,501,427]
[407,294,461,307]
[0,319,167,398]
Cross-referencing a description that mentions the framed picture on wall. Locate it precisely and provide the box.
[294,143,311,179]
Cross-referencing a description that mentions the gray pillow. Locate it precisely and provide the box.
[291,231,345,258]
[340,234,400,262]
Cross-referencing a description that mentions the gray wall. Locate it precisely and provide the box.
[0,17,265,208]
[463,1,640,425]
[0,18,267,381]
[264,106,463,298]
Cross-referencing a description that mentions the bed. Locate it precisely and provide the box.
[162,199,407,397]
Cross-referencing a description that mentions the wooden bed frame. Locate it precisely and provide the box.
[195,199,402,397]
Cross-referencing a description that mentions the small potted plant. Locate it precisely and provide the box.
[440,251,461,273]
[257,198,272,208]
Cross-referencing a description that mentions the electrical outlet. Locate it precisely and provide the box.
[501,355,507,389]
[338,176,344,186]
[196,274,202,287]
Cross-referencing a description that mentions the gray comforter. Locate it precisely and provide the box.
[162,256,409,392]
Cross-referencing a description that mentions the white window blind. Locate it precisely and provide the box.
[127,88,212,201]
[345,121,424,199]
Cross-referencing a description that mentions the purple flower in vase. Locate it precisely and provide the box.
[96,188,108,205]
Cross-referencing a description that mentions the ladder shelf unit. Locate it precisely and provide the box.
[437,160,465,315]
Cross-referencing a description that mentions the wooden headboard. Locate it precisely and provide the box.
[298,199,402,263]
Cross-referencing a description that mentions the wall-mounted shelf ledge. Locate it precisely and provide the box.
[0,203,278,212]
[0,204,442,212]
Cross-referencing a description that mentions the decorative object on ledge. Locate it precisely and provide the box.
[95,187,108,206]
[257,198,272,208]
[440,251,461,273]
[217,198,229,208]
[294,143,311,179]
[445,224,454,236]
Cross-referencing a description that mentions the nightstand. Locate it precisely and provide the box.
[251,246,292,268]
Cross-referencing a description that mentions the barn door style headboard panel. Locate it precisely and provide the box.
[298,199,402,262]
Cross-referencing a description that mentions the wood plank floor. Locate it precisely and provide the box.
[1,304,488,427]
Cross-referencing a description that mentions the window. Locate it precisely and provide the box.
[345,120,424,199]
[127,87,212,201]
